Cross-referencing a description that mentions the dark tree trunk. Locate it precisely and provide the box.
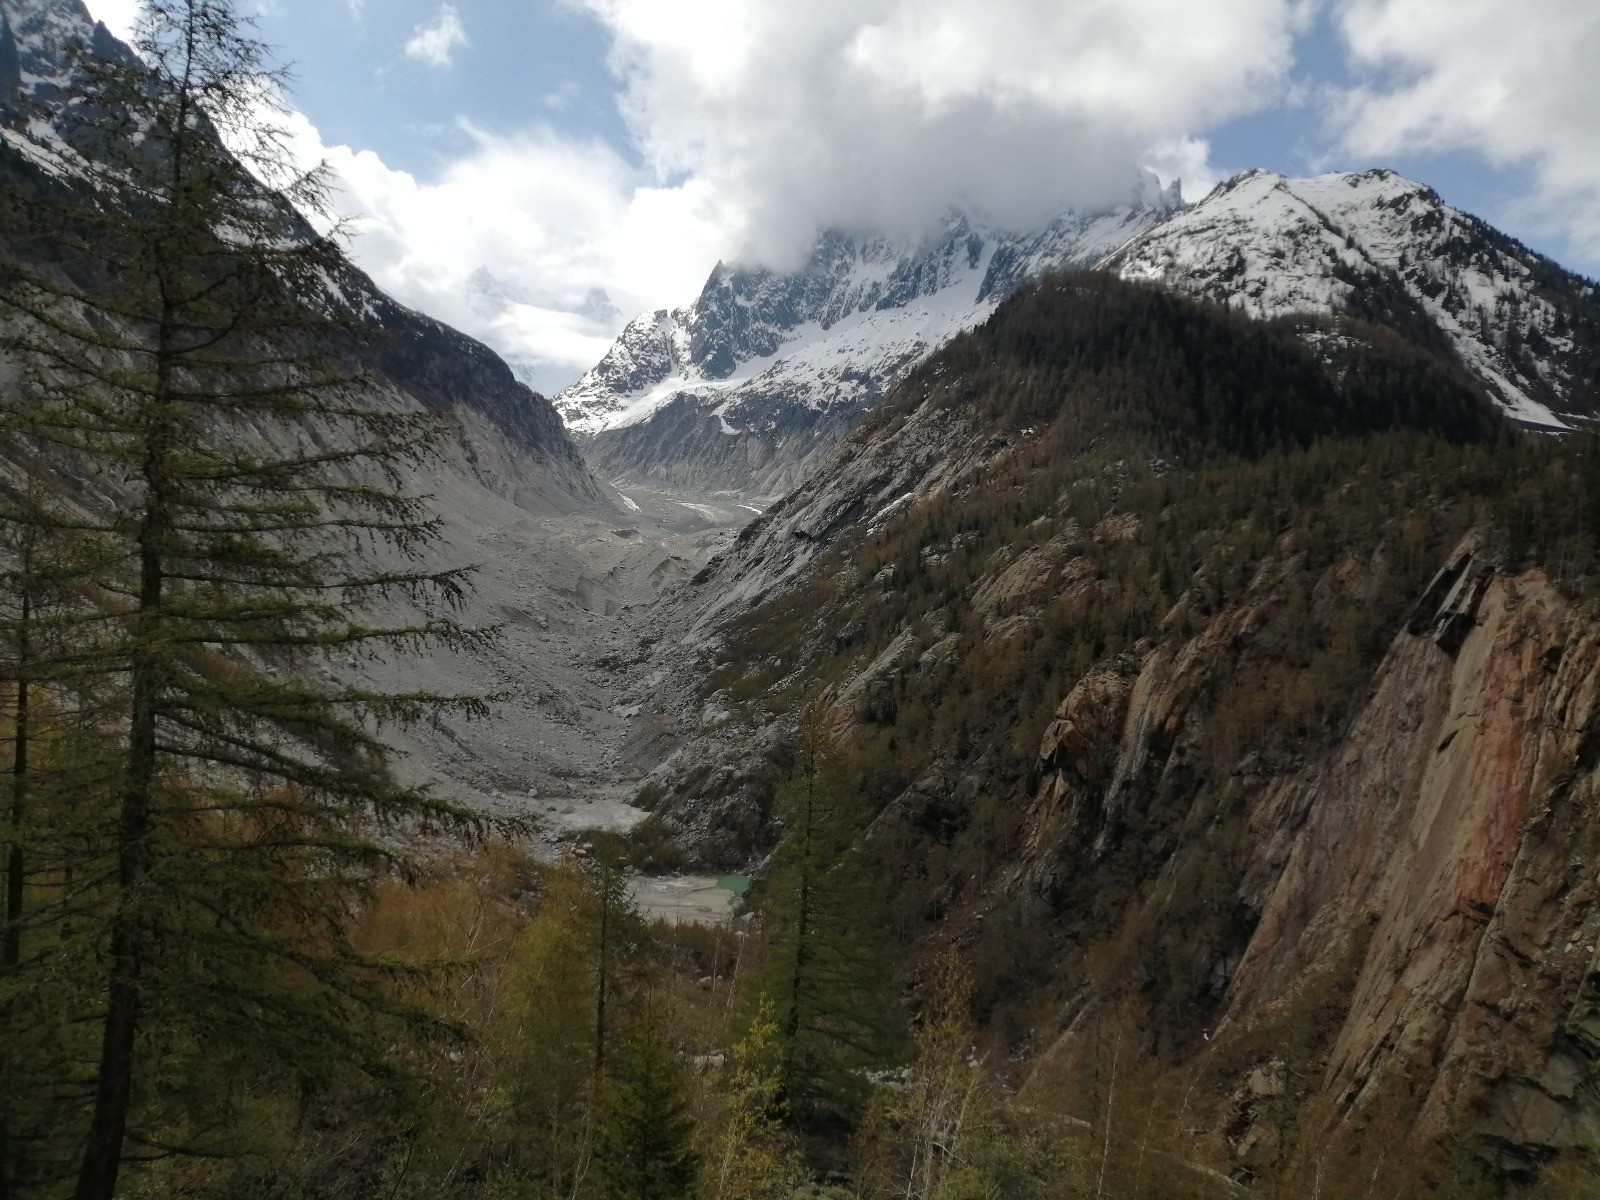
[3,589,29,970]
[779,768,815,1095]
[76,296,178,1200]
[596,858,610,1077]
[74,532,162,1200]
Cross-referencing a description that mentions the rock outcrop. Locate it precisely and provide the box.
[1026,544,1600,1172]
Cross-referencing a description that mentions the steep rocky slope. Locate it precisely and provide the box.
[0,0,740,821]
[617,273,1600,1183]
[1016,539,1600,1177]
[563,170,1600,499]
[1215,553,1600,1168]
[1,0,597,505]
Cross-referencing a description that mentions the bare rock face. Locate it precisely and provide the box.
[1038,658,1140,787]
[1030,654,1142,863]
[1244,569,1597,1154]
[1023,541,1600,1171]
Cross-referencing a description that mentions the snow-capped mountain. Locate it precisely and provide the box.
[557,176,1185,497]
[0,0,126,97]
[563,168,1599,497]
[1110,169,1599,431]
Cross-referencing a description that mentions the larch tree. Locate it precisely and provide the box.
[492,859,637,1196]
[890,953,986,1200]
[0,2,495,1196]
[744,711,901,1120]
[705,997,805,1200]
[586,841,644,1077]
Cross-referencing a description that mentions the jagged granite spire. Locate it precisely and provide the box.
[558,166,1599,500]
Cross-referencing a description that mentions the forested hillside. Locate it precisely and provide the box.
[632,271,1600,1192]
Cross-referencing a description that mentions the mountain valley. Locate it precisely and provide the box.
[0,0,779,848]
[615,272,1600,1179]
[3,1,1600,1196]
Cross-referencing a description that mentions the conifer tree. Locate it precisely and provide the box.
[592,994,700,1200]
[588,844,640,1076]
[2,480,71,965]
[1580,430,1600,551]
[852,953,1087,1200]
[745,713,900,1118]
[491,855,649,1195]
[494,862,610,1194]
[0,467,123,1198]
[0,3,493,1196]
[895,954,985,1200]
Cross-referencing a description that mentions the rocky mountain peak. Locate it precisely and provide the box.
[1111,168,1600,429]
[555,177,1184,496]
[561,166,1600,500]
[1,0,121,95]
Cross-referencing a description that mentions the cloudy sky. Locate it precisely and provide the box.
[84,0,1600,395]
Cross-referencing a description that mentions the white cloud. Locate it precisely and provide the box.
[404,3,469,69]
[84,0,1328,390]
[82,0,141,39]
[579,0,1308,265]
[83,0,1600,405]
[273,0,1329,390]
[1145,136,1226,202]
[543,80,582,111]
[1330,0,1600,272]
[277,111,726,393]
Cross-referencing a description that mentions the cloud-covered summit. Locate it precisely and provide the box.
[78,0,1600,395]
[582,0,1301,267]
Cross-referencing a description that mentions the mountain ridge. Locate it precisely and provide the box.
[1111,167,1599,431]
[561,167,1600,499]
[556,180,1184,497]
[0,0,741,824]
[559,173,1186,434]
[0,0,600,500]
